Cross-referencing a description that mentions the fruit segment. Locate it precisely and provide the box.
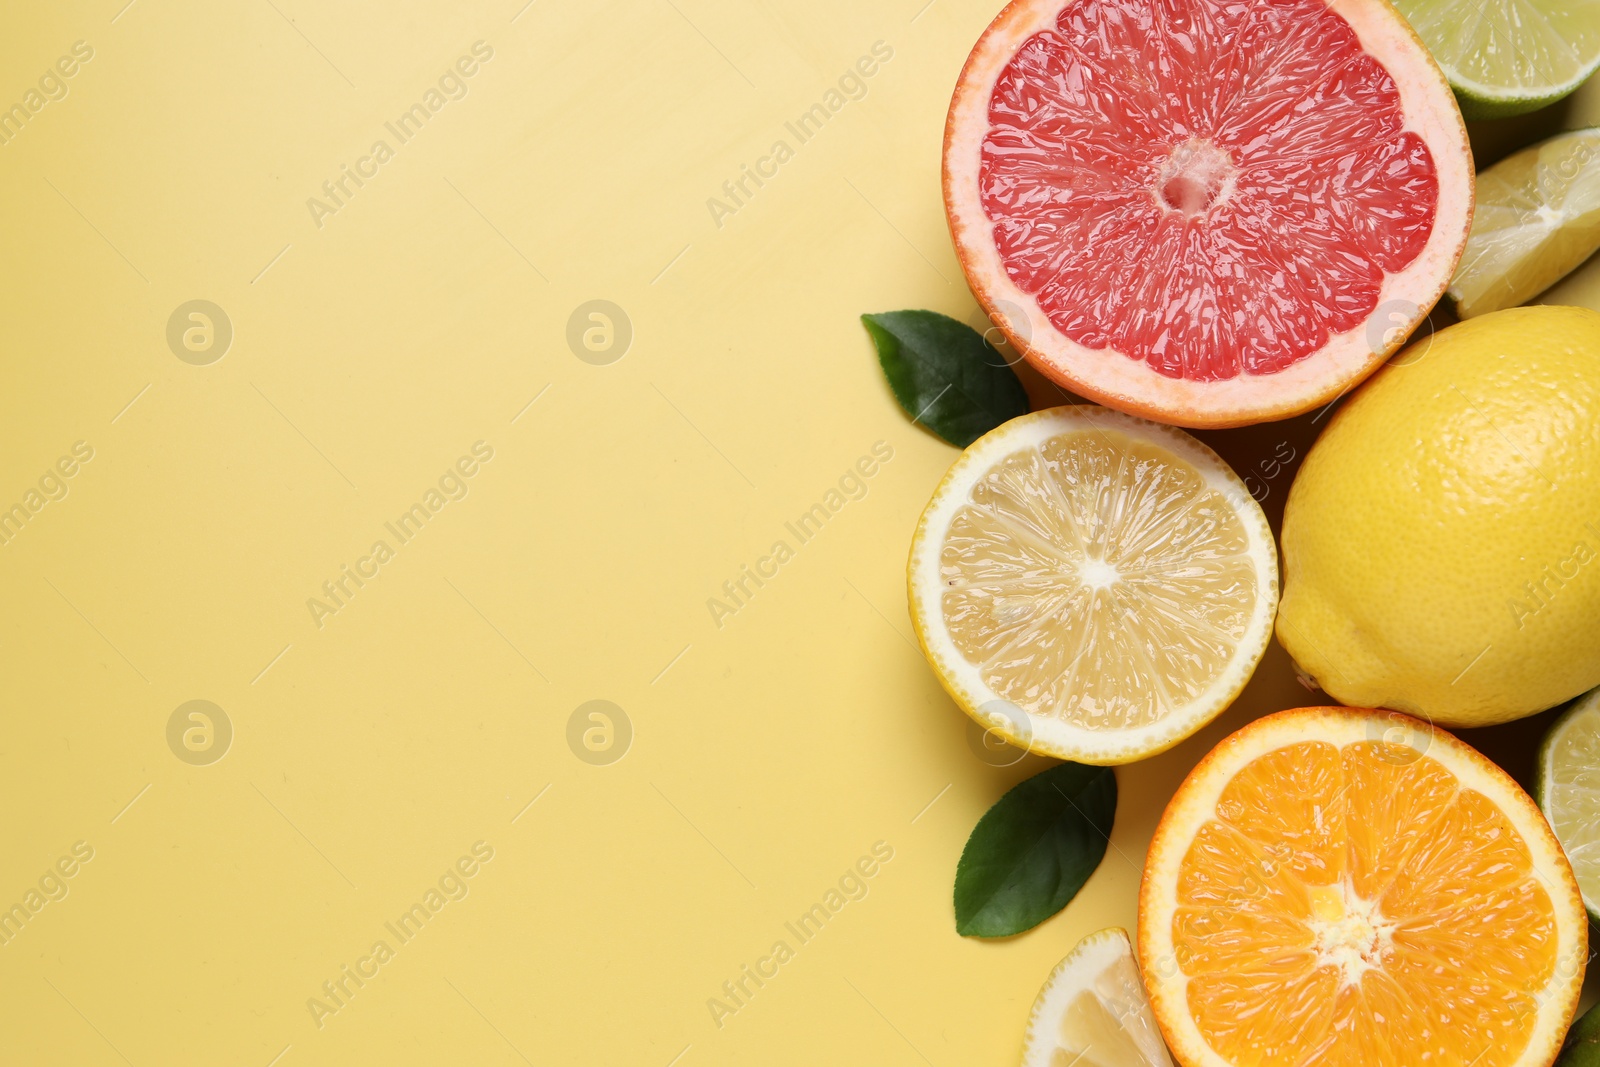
[1539,690,1600,920]
[978,0,1438,381]
[1023,928,1174,1067]
[938,429,1256,729]
[1394,0,1600,114]
[1449,129,1600,317]
[1172,740,1559,1066]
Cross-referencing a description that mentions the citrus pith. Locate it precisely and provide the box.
[1391,0,1600,119]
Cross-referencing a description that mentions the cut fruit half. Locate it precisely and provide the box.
[1538,686,1600,925]
[907,406,1277,765]
[944,0,1473,428]
[1023,928,1173,1067]
[1392,0,1600,119]
[1449,128,1600,318]
[1140,707,1587,1067]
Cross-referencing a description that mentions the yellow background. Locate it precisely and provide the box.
[0,2,1597,1065]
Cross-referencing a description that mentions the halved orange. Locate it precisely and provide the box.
[1139,707,1586,1067]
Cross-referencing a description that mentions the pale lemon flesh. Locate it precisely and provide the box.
[1023,928,1172,1067]
[1449,128,1600,317]
[910,407,1276,764]
[940,433,1257,727]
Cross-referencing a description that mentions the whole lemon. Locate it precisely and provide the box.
[1278,305,1600,727]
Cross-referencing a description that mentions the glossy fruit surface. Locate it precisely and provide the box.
[944,0,1473,427]
[1140,707,1586,1067]
[1278,305,1600,727]
[1022,928,1172,1067]
[1392,0,1600,119]
[1449,128,1600,318]
[1537,687,1600,925]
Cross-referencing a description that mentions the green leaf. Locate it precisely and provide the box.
[862,310,1029,448]
[1558,1000,1600,1066]
[954,762,1116,938]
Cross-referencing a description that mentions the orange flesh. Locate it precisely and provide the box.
[1173,740,1558,1066]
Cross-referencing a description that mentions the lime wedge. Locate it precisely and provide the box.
[1391,0,1600,118]
[1447,128,1600,318]
[1537,686,1600,925]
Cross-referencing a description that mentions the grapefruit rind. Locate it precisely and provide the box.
[1139,707,1587,1067]
[943,0,1474,429]
[907,406,1277,766]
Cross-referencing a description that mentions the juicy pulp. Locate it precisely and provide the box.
[1173,739,1559,1066]
[939,429,1257,729]
[979,0,1439,381]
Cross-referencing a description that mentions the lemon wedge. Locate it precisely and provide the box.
[1449,128,1600,317]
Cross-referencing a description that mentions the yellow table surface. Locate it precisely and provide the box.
[2,2,1598,1065]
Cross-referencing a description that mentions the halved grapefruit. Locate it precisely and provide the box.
[1139,707,1587,1067]
[944,0,1474,428]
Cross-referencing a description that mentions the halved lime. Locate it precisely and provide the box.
[1448,127,1600,317]
[1537,686,1600,924]
[1391,0,1600,118]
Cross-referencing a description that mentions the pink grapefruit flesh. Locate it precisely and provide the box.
[944,0,1473,428]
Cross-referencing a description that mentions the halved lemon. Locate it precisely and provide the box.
[907,406,1277,765]
[1022,928,1173,1067]
[1140,707,1587,1067]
